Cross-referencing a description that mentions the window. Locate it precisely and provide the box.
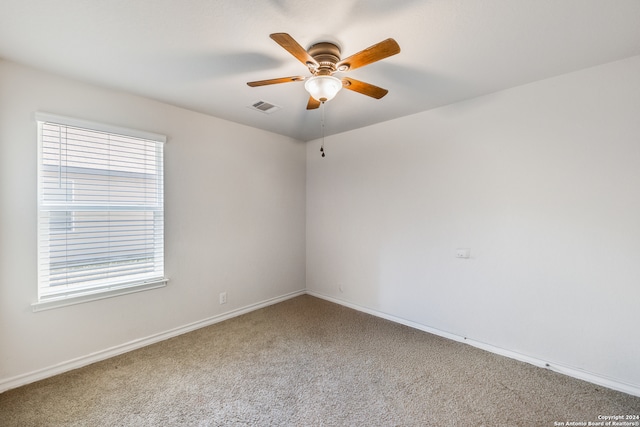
[35,113,166,310]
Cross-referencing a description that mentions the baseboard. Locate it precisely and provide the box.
[4,289,639,398]
[0,289,305,393]
[307,290,640,398]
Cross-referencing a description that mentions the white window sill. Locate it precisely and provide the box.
[32,279,168,312]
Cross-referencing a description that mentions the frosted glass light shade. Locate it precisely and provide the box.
[304,76,343,102]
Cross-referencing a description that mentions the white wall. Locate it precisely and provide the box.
[307,56,640,391]
[0,60,306,386]
[2,54,640,395]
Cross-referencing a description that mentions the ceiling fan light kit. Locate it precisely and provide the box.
[247,33,400,109]
[304,75,343,102]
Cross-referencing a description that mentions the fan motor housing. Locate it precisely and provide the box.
[308,42,341,75]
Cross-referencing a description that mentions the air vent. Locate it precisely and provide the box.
[248,100,281,114]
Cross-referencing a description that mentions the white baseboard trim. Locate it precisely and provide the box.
[0,289,305,394]
[307,290,640,398]
[3,289,639,398]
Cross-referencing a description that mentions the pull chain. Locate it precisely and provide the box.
[320,101,326,158]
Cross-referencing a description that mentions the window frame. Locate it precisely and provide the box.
[33,112,167,312]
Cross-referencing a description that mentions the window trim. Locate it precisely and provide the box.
[31,279,167,312]
[33,112,168,312]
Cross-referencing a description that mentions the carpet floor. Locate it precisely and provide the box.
[1,295,638,426]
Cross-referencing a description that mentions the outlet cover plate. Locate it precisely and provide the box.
[456,248,471,259]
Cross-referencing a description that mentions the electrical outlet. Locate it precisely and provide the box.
[456,248,471,259]
[219,292,227,305]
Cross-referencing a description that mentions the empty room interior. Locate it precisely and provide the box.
[1,0,640,425]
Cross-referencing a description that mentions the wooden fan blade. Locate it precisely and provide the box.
[306,96,321,110]
[270,33,319,68]
[341,78,389,99]
[247,76,305,87]
[337,38,400,71]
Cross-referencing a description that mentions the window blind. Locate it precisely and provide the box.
[36,113,165,301]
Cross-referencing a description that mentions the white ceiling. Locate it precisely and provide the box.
[1,0,640,141]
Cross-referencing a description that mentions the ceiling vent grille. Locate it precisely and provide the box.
[248,100,281,114]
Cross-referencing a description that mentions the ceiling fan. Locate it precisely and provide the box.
[247,33,401,109]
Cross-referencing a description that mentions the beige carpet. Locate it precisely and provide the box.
[1,295,638,426]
